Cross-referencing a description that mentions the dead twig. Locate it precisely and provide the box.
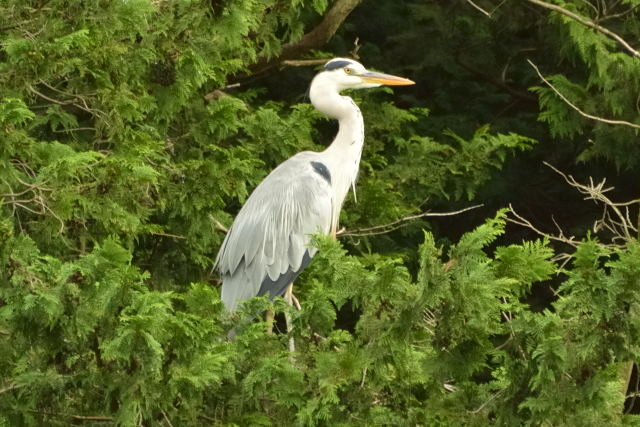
[543,161,638,240]
[466,0,491,17]
[507,203,580,247]
[0,383,22,394]
[13,408,113,422]
[209,215,229,233]
[338,204,484,237]
[507,161,640,250]
[1,176,65,234]
[27,83,107,121]
[528,60,640,130]
[149,231,186,239]
[281,58,331,67]
[468,389,505,414]
[162,411,174,427]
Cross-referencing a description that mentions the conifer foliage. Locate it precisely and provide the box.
[2,0,640,425]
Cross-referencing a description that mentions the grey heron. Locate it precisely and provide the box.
[215,58,414,314]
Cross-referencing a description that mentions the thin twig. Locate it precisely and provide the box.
[338,204,484,237]
[281,58,331,67]
[52,127,96,133]
[466,0,491,17]
[526,0,640,58]
[507,204,580,247]
[14,408,113,422]
[360,366,368,388]
[543,161,638,239]
[350,37,361,60]
[149,231,187,239]
[528,60,640,130]
[0,383,22,394]
[209,215,229,233]
[27,84,72,105]
[468,389,505,414]
[27,84,107,120]
[162,411,174,427]
[598,4,640,22]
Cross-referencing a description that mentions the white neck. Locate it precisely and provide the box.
[309,83,365,154]
[309,78,365,229]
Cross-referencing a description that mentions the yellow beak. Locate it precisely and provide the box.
[360,71,415,86]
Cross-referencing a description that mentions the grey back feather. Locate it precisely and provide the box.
[216,152,333,312]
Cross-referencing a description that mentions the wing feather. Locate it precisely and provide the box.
[216,153,333,312]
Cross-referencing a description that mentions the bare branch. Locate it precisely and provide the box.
[468,389,505,414]
[508,161,640,250]
[162,411,174,427]
[13,408,113,422]
[27,84,72,105]
[528,60,640,130]
[148,231,186,239]
[281,58,332,67]
[526,0,640,58]
[52,127,96,134]
[598,4,640,22]
[466,0,492,17]
[338,204,484,237]
[1,176,64,234]
[0,383,22,394]
[543,161,637,240]
[457,56,537,103]
[507,204,581,247]
[209,215,229,233]
[27,84,107,120]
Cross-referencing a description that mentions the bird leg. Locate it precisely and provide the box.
[265,310,275,334]
[330,223,338,240]
[284,283,296,353]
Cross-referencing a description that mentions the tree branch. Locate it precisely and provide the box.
[456,56,538,103]
[528,59,640,130]
[204,0,362,101]
[281,58,332,67]
[14,408,113,422]
[0,383,22,394]
[338,204,484,237]
[465,0,491,17]
[249,0,362,76]
[525,0,640,58]
[507,161,640,249]
[209,215,229,233]
[507,203,581,248]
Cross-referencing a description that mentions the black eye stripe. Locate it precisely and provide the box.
[323,60,353,71]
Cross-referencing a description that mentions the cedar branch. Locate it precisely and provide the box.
[528,59,640,130]
[525,0,640,58]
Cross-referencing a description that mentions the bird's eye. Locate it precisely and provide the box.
[344,68,352,74]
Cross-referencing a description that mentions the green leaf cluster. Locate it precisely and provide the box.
[2,0,640,425]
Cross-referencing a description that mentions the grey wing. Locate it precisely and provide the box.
[215,154,333,312]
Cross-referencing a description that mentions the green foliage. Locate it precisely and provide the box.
[2,0,640,425]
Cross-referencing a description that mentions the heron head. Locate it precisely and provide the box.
[316,58,415,91]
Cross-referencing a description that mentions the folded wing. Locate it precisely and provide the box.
[216,154,333,312]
